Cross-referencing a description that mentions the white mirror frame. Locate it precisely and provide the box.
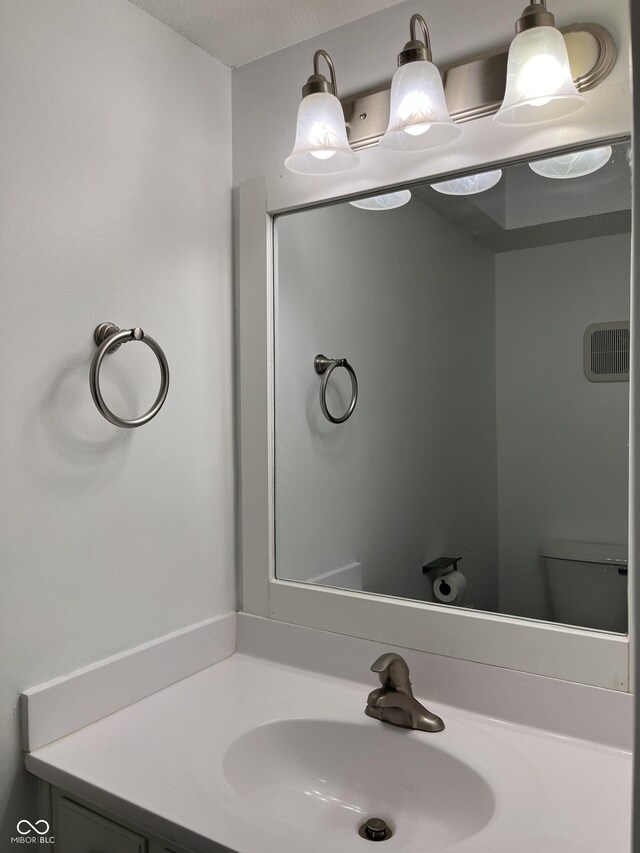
[238,98,632,691]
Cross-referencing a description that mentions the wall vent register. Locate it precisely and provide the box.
[584,322,630,382]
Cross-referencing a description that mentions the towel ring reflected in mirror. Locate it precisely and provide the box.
[90,322,170,429]
[314,354,358,424]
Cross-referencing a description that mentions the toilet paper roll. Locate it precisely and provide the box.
[433,570,467,605]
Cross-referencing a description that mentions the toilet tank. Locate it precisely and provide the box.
[541,540,628,633]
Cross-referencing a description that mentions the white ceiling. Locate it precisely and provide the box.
[127,0,409,67]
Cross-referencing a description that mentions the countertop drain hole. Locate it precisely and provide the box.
[359,817,392,841]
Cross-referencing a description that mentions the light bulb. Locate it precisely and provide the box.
[398,91,433,136]
[405,124,430,137]
[307,121,340,159]
[430,170,503,196]
[307,124,338,160]
[529,145,612,178]
[517,53,565,106]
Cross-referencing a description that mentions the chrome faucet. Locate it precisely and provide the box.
[365,652,445,733]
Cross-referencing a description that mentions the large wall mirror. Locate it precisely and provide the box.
[273,138,631,636]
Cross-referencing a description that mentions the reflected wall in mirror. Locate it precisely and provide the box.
[274,139,631,634]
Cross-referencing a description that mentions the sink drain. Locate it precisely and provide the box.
[359,817,393,842]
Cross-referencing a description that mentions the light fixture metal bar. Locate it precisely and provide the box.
[341,23,617,150]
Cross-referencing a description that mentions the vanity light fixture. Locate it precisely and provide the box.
[285,50,359,175]
[379,14,461,152]
[285,16,616,169]
[431,170,503,196]
[528,145,613,178]
[349,190,412,210]
[495,0,586,126]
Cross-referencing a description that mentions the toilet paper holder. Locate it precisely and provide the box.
[423,556,462,580]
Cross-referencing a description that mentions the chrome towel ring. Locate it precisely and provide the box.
[314,354,358,424]
[90,322,170,428]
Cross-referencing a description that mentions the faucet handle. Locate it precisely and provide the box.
[370,653,413,695]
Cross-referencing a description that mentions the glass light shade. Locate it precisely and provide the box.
[528,145,612,179]
[431,169,503,196]
[285,92,359,175]
[380,61,461,152]
[349,190,412,210]
[495,27,586,126]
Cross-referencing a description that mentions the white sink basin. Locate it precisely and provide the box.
[24,653,632,853]
[223,719,495,850]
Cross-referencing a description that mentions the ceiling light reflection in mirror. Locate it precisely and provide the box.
[349,190,412,210]
[430,169,503,196]
[529,145,613,179]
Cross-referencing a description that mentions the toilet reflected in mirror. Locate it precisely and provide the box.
[542,540,628,633]
[273,139,631,634]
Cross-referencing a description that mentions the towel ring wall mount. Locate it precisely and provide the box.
[314,354,358,424]
[90,322,170,428]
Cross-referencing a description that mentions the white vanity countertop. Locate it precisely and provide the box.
[25,653,631,853]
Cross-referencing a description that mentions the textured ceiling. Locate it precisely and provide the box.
[127,0,409,67]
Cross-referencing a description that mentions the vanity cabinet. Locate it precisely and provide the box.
[51,787,196,853]
[55,796,146,853]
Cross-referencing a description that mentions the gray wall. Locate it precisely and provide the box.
[275,197,499,609]
[0,0,234,835]
[495,235,630,620]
